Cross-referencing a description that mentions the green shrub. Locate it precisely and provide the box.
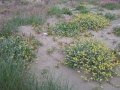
[0,35,36,63]
[72,13,110,30]
[62,8,72,15]
[47,6,72,17]
[64,38,120,83]
[75,5,89,14]
[80,9,89,14]
[113,26,120,36]
[104,13,116,20]
[47,6,63,17]
[48,13,110,37]
[76,5,86,11]
[48,22,80,37]
[101,3,120,10]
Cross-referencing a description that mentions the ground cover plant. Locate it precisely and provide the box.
[0,35,36,63]
[48,13,110,37]
[75,5,89,14]
[62,7,73,15]
[104,13,116,20]
[113,26,120,36]
[47,6,72,17]
[64,38,120,87]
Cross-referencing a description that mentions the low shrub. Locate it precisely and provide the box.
[47,6,63,17]
[47,6,72,17]
[113,26,120,36]
[104,13,116,20]
[48,13,109,37]
[76,5,86,11]
[48,22,80,37]
[75,5,89,14]
[64,38,120,83]
[80,9,89,14]
[72,13,110,31]
[62,8,72,15]
[0,35,36,63]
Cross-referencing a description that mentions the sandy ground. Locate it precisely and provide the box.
[18,0,120,90]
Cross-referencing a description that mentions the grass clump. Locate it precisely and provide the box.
[101,3,120,10]
[0,15,43,37]
[48,13,109,37]
[62,8,72,15]
[113,26,120,36]
[76,5,86,10]
[0,59,73,90]
[76,5,89,14]
[104,13,116,20]
[47,6,72,17]
[64,38,120,83]
[47,6,62,17]
[0,59,38,90]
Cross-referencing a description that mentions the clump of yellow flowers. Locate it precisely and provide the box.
[0,35,36,64]
[48,13,110,37]
[72,13,110,31]
[64,38,120,83]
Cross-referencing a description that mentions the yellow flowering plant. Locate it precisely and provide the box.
[0,35,36,64]
[48,13,110,37]
[64,38,120,83]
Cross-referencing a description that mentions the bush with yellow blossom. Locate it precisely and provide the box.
[0,35,36,64]
[48,13,110,37]
[64,38,120,83]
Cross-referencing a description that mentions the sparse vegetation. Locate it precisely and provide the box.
[33,25,42,34]
[104,13,116,20]
[47,47,55,54]
[0,0,120,89]
[62,7,72,15]
[47,6,63,17]
[47,6,72,17]
[113,26,120,36]
[76,5,89,13]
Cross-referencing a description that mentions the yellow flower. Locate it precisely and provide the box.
[77,70,80,73]
[100,85,104,89]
